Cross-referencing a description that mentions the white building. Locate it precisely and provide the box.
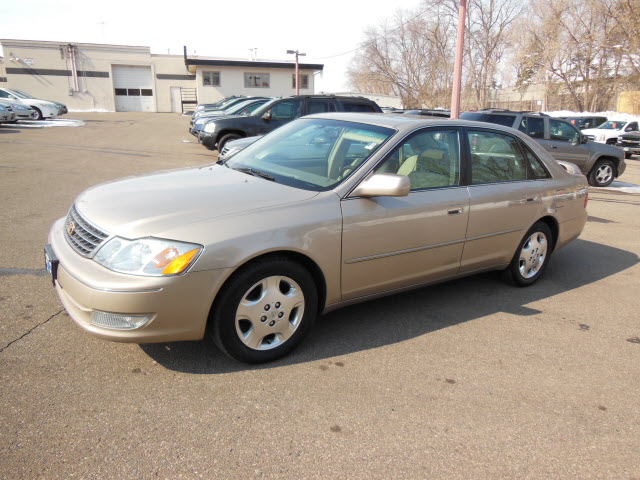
[0,39,323,112]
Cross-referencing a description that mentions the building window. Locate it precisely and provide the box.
[292,74,309,89]
[114,88,127,96]
[203,71,220,87]
[244,73,270,88]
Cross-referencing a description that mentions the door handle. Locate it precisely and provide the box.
[448,207,464,215]
[551,145,558,149]
[526,197,540,202]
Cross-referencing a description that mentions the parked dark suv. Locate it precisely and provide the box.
[460,110,626,187]
[198,95,382,152]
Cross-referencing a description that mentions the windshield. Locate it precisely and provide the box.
[224,100,255,115]
[598,120,626,130]
[8,89,33,99]
[225,118,395,191]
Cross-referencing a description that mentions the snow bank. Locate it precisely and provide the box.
[544,110,640,123]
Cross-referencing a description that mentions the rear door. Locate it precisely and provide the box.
[461,128,551,273]
[341,127,469,300]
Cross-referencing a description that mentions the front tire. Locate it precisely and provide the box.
[210,257,318,363]
[588,159,616,187]
[32,107,43,120]
[624,152,632,159]
[503,221,553,287]
[217,133,241,153]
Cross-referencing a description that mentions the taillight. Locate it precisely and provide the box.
[584,191,589,208]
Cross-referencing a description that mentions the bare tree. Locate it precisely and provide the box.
[347,4,457,108]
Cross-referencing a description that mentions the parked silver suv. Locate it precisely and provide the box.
[460,110,626,187]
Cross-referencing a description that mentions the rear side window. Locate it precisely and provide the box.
[468,130,526,183]
[308,100,337,114]
[485,114,517,128]
[521,143,551,179]
[518,116,545,139]
[343,103,376,113]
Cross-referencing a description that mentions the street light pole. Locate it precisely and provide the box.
[450,0,467,119]
[287,49,306,95]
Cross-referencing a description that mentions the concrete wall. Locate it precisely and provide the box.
[618,91,640,114]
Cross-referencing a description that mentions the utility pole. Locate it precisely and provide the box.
[287,49,306,95]
[450,0,467,119]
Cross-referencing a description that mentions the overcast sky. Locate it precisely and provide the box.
[0,0,422,92]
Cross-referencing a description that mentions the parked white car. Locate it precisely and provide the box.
[0,104,16,123]
[0,98,38,120]
[582,120,639,144]
[0,87,60,120]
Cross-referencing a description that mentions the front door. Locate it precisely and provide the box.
[257,99,302,135]
[341,128,469,300]
[539,118,590,171]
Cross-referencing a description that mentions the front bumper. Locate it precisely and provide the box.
[0,112,15,122]
[617,157,627,176]
[617,141,640,155]
[48,217,231,343]
[199,131,216,149]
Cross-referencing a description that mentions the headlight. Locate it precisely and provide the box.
[94,237,202,276]
[204,123,216,133]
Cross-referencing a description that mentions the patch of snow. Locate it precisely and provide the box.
[544,110,640,123]
[1,119,85,128]
[599,181,640,194]
[68,109,110,113]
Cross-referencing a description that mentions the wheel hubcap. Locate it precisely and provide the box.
[518,232,548,279]
[595,165,612,184]
[235,276,305,350]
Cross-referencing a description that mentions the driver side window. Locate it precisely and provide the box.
[549,119,580,143]
[375,129,461,190]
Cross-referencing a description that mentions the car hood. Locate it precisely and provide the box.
[74,164,318,239]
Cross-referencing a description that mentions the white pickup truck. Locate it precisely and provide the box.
[582,120,639,145]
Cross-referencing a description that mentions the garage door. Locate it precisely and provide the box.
[113,66,155,112]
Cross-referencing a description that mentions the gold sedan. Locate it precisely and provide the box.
[45,113,588,363]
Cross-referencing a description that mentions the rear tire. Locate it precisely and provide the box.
[588,159,616,187]
[209,257,318,363]
[503,221,553,287]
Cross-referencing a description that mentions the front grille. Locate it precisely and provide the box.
[620,138,640,145]
[219,145,230,157]
[64,205,109,257]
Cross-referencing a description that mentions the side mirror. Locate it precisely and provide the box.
[262,111,272,120]
[351,173,410,198]
[580,135,589,144]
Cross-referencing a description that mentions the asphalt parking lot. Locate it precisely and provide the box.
[1,113,639,479]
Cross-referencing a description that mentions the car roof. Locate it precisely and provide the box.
[304,112,529,135]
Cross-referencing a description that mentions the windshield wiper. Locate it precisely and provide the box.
[233,167,275,181]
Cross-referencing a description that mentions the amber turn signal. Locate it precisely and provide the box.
[161,248,200,275]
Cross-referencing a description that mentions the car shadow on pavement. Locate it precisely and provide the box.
[140,239,639,374]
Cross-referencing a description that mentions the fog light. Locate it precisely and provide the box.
[91,311,152,330]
